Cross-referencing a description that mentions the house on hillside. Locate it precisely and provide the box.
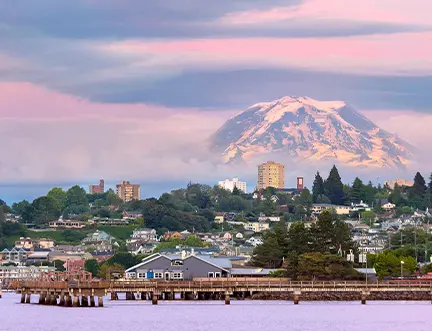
[82,230,114,244]
[0,248,28,265]
[129,228,158,242]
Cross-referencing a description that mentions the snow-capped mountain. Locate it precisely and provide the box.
[209,96,413,169]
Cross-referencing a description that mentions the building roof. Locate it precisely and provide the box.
[231,268,278,276]
[125,252,232,273]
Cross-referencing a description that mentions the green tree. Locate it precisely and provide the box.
[312,172,325,203]
[296,188,312,213]
[311,210,335,253]
[105,252,141,269]
[373,251,417,279]
[294,253,360,280]
[251,235,283,268]
[389,184,404,206]
[98,263,125,280]
[412,172,427,197]
[66,185,89,208]
[184,235,204,247]
[361,211,376,226]
[351,177,364,203]
[52,260,66,271]
[31,196,61,224]
[85,259,100,277]
[11,200,31,216]
[287,222,311,255]
[47,187,67,211]
[325,165,345,205]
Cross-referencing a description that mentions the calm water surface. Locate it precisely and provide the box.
[1,293,431,331]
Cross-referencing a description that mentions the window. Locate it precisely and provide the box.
[154,272,163,279]
[208,272,214,278]
[214,272,221,278]
[171,272,183,280]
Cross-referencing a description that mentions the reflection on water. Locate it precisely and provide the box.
[1,293,432,331]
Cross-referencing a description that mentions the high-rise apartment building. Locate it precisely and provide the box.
[89,179,104,194]
[218,178,247,193]
[116,181,140,202]
[257,161,285,190]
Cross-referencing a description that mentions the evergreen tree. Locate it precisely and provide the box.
[428,173,432,191]
[324,165,345,205]
[311,210,335,253]
[389,184,404,205]
[412,172,427,197]
[351,177,364,203]
[312,172,325,203]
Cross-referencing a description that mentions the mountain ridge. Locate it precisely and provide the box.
[209,96,414,169]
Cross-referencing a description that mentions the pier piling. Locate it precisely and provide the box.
[225,294,230,305]
[25,293,31,304]
[90,296,96,307]
[98,296,104,307]
[152,294,158,305]
[20,292,25,304]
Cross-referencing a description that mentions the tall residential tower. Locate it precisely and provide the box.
[116,181,140,202]
[257,161,285,190]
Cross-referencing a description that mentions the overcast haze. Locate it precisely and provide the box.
[1,0,431,203]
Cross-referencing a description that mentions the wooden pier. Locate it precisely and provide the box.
[13,277,432,307]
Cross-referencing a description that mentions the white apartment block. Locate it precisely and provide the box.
[244,222,270,233]
[218,178,247,193]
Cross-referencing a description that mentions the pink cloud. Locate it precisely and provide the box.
[0,82,197,119]
[103,32,432,74]
[219,0,431,25]
[0,82,234,182]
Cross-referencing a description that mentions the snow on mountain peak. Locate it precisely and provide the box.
[209,96,413,169]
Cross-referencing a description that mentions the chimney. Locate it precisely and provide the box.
[297,177,304,190]
[181,250,186,260]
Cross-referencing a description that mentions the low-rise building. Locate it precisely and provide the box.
[244,222,270,233]
[218,178,247,193]
[214,213,225,224]
[82,230,114,244]
[382,202,396,211]
[258,216,281,222]
[49,219,86,229]
[312,203,350,215]
[0,248,28,265]
[0,265,55,285]
[130,228,158,242]
[14,237,34,250]
[125,252,232,280]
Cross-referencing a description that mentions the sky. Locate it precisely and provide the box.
[0,0,431,203]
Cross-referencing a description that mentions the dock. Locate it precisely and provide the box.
[13,278,432,306]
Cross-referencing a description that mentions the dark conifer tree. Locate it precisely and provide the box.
[351,177,364,203]
[312,171,325,203]
[324,165,345,205]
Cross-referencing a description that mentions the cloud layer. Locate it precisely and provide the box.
[0,0,431,197]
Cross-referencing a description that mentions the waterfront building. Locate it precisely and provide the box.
[257,161,285,190]
[0,265,55,283]
[125,252,232,280]
[116,181,140,202]
[218,178,247,193]
[89,179,105,194]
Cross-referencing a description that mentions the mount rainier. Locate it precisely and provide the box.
[209,96,413,169]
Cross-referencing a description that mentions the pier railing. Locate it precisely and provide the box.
[16,279,432,291]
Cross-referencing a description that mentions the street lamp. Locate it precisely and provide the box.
[400,260,405,278]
